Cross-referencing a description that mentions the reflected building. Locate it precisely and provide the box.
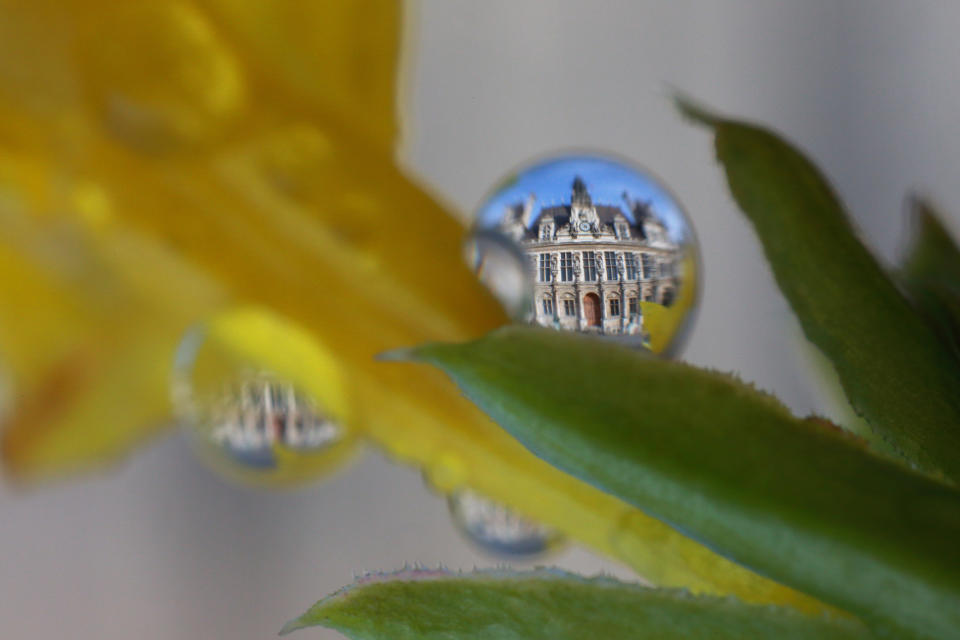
[497,176,682,336]
[207,377,340,467]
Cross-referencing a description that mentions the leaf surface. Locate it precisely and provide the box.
[678,99,960,482]
[408,327,960,640]
[281,569,873,640]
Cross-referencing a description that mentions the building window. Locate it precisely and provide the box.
[624,253,637,280]
[563,299,576,316]
[605,251,619,280]
[609,298,621,316]
[538,254,551,282]
[582,251,597,281]
[542,298,554,316]
[617,224,629,239]
[560,252,574,282]
[641,253,654,279]
[628,297,638,316]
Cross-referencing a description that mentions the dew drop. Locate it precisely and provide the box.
[463,229,534,321]
[471,153,700,356]
[447,489,564,557]
[172,323,357,488]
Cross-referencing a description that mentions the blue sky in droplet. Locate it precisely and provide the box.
[475,154,690,243]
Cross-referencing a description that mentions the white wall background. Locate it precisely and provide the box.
[4,3,960,638]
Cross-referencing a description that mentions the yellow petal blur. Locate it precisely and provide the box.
[0,0,827,615]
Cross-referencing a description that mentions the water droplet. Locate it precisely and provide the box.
[472,153,700,356]
[447,489,563,557]
[172,323,358,487]
[463,229,534,320]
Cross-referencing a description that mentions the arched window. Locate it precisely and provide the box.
[582,251,598,281]
[605,251,618,280]
[538,253,552,282]
[624,253,638,280]
[560,252,574,281]
[641,253,654,279]
[609,298,621,317]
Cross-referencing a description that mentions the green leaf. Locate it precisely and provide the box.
[677,98,960,483]
[900,196,960,360]
[281,568,873,639]
[404,327,960,640]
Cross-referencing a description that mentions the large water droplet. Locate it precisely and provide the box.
[447,489,563,557]
[172,323,358,487]
[471,153,700,356]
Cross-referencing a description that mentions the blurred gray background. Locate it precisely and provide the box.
[4,2,960,638]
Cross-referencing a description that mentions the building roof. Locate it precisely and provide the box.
[533,204,629,228]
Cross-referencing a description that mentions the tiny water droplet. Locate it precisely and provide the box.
[471,153,700,355]
[447,489,563,557]
[172,324,357,487]
[463,229,534,320]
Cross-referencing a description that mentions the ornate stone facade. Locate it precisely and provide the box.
[498,177,681,336]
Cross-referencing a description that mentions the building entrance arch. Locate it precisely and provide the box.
[583,293,602,327]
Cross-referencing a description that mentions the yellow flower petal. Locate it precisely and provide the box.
[641,251,699,355]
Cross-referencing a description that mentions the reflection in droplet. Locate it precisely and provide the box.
[172,323,357,487]
[471,153,700,356]
[448,489,563,557]
[198,374,341,468]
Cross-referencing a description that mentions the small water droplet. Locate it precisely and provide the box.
[172,323,357,487]
[447,489,563,557]
[463,229,534,320]
[471,153,700,355]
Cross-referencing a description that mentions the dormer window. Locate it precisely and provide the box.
[617,223,629,239]
[540,224,552,240]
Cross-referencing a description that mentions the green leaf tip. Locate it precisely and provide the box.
[900,195,960,361]
[674,97,960,485]
[282,568,874,639]
[673,93,722,127]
